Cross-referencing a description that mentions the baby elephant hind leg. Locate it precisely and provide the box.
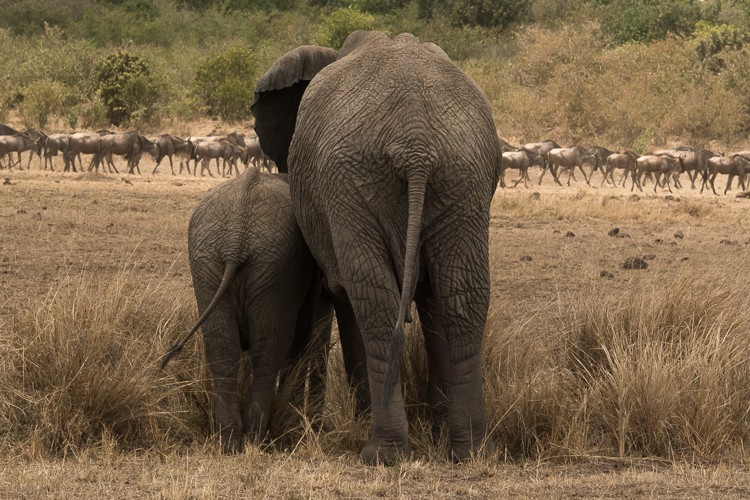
[199,307,245,453]
[241,300,300,443]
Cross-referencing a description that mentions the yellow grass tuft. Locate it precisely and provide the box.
[0,265,211,457]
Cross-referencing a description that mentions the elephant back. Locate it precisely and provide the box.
[290,34,500,201]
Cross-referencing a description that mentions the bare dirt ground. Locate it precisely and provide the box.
[1,158,750,498]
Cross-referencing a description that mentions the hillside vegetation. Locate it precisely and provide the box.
[1,0,750,151]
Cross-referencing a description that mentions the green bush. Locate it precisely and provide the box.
[20,80,75,128]
[95,51,159,126]
[314,7,376,49]
[193,47,257,121]
[446,0,531,28]
[693,21,750,72]
[598,0,719,46]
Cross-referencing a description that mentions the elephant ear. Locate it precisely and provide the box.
[251,45,338,173]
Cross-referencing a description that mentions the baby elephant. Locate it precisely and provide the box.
[161,168,333,453]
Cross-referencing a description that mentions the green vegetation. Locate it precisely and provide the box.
[315,7,376,48]
[193,48,257,121]
[0,0,749,148]
[95,51,158,126]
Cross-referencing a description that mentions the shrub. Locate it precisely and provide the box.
[95,51,159,126]
[693,21,750,72]
[19,80,75,128]
[598,0,719,46]
[445,0,532,28]
[193,47,257,122]
[314,7,376,49]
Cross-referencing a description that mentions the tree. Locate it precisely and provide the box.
[598,0,719,46]
[193,48,257,121]
[95,51,158,126]
[314,7,376,49]
[419,0,532,28]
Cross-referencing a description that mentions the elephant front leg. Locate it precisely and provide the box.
[334,296,371,416]
[417,299,449,445]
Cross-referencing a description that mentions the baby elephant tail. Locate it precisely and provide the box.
[160,260,240,369]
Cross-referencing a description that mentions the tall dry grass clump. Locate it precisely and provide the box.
[2,256,748,463]
[0,266,211,457]
[566,266,750,458]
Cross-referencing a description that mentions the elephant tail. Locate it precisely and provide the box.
[382,148,432,407]
[160,260,240,369]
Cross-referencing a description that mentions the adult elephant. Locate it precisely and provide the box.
[252,31,501,464]
[161,168,333,453]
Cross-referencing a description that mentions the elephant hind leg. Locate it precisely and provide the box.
[199,311,244,453]
[421,231,494,462]
[416,298,449,446]
[332,247,409,464]
[242,300,299,442]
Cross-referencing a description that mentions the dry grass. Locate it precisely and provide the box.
[0,265,211,457]
[1,169,750,496]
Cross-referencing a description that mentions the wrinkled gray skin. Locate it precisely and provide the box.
[253,31,500,465]
[162,168,333,453]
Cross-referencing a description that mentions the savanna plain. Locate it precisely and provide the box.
[2,153,750,498]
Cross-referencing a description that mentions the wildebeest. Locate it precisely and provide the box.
[0,133,41,170]
[194,139,243,177]
[151,134,192,175]
[67,130,112,173]
[93,131,148,173]
[700,154,750,195]
[241,136,271,172]
[498,135,518,153]
[125,135,160,174]
[653,147,717,189]
[547,146,597,186]
[601,151,639,187]
[632,155,683,193]
[589,145,616,183]
[500,149,544,188]
[522,139,561,184]
[42,133,70,171]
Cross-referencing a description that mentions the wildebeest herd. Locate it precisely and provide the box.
[500,138,750,195]
[0,124,272,178]
[3,122,749,196]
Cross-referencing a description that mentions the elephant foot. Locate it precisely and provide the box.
[360,439,411,466]
[450,436,495,463]
[219,433,244,454]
